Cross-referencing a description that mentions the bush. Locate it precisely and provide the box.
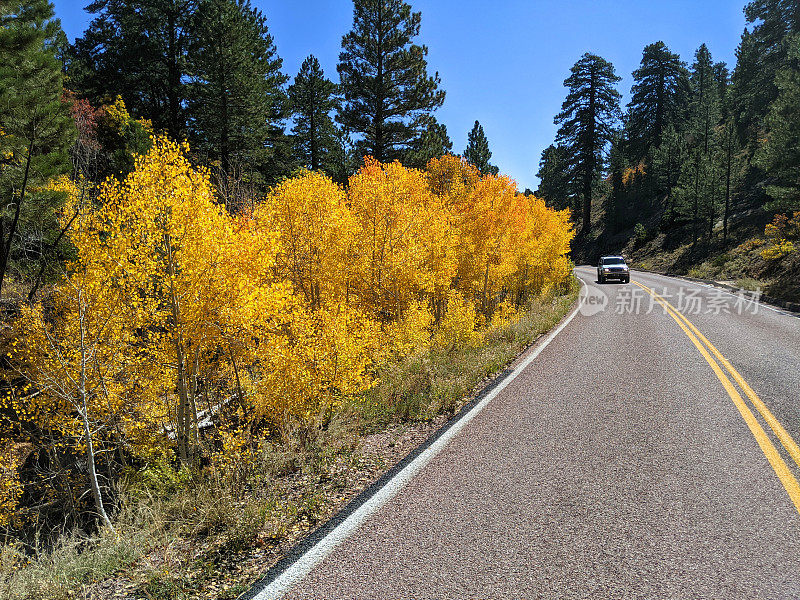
[762,212,800,260]
[633,222,648,245]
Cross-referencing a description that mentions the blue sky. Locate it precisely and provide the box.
[53,0,747,192]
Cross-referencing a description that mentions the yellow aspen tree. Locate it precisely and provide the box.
[425,154,480,207]
[510,196,574,298]
[347,158,455,322]
[66,136,288,464]
[260,170,356,308]
[251,302,381,437]
[253,170,382,435]
[14,179,144,530]
[449,174,522,315]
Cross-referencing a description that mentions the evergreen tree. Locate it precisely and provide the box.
[731,28,762,142]
[731,0,800,141]
[337,0,445,163]
[0,0,75,297]
[327,125,358,184]
[755,33,800,211]
[289,55,339,173]
[715,115,745,244]
[677,44,722,245]
[404,115,452,169]
[713,61,730,106]
[689,45,721,155]
[652,123,687,226]
[536,144,573,211]
[463,120,498,175]
[187,0,288,185]
[605,134,627,232]
[71,0,195,139]
[554,53,622,233]
[625,41,689,160]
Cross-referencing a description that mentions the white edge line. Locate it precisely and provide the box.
[252,276,588,600]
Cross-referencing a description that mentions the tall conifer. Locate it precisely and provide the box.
[555,53,621,233]
[337,0,445,163]
[0,0,75,297]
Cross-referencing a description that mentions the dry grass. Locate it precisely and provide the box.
[734,277,763,291]
[353,282,579,430]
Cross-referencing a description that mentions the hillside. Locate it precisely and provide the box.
[572,194,800,304]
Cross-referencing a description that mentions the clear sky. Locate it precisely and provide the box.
[52,0,748,192]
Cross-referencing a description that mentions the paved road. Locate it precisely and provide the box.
[255,268,800,599]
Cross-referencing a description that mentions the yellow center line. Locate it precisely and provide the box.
[632,280,800,515]
[635,281,800,472]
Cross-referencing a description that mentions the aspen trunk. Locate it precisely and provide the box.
[230,345,246,413]
[482,260,490,316]
[78,295,115,532]
[165,233,198,465]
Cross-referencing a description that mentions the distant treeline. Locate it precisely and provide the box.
[537,0,800,248]
[66,0,453,184]
[0,0,513,301]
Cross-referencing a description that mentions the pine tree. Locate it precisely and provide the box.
[605,134,627,232]
[555,53,622,233]
[188,0,288,182]
[536,144,573,211]
[326,125,358,184]
[715,115,744,244]
[713,61,730,106]
[681,44,722,245]
[689,45,721,155]
[731,28,762,143]
[337,0,445,163]
[0,0,75,298]
[404,115,452,169]
[71,0,195,139]
[289,55,339,173]
[755,33,800,211]
[625,41,689,160]
[731,0,800,141]
[652,123,687,226]
[464,120,498,175]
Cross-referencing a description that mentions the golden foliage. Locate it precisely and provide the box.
[426,154,480,205]
[7,141,575,493]
[432,291,480,351]
[388,300,434,356]
[622,162,646,186]
[102,95,154,138]
[260,170,354,309]
[347,158,456,320]
[762,212,800,260]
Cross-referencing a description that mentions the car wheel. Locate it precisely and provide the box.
[598,273,604,283]
[623,276,630,283]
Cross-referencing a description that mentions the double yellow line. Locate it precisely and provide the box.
[633,280,800,515]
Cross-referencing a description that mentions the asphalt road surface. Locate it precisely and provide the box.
[251,268,800,599]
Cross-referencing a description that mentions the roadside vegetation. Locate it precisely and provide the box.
[0,280,577,600]
[0,0,582,597]
[536,1,800,303]
[1,141,576,598]
[627,212,800,303]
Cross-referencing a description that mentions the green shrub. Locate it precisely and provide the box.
[634,223,648,245]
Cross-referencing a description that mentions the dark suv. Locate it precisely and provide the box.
[597,255,630,283]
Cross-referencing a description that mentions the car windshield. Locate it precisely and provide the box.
[602,257,625,265]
